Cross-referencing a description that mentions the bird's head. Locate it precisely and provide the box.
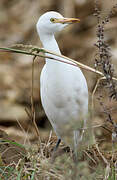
[36,11,80,35]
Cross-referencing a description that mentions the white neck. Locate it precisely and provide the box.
[39,32,62,65]
[40,33,61,54]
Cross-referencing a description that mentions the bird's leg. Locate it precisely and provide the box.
[72,151,78,164]
[50,138,61,163]
[53,138,61,152]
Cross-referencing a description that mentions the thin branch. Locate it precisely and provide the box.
[31,56,41,146]
[91,76,117,115]
[0,46,104,76]
[92,77,105,110]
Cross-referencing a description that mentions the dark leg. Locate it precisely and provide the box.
[72,151,78,164]
[51,139,69,163]
[53,138,61,152]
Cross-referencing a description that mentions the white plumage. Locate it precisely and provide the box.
[36,11,88,153]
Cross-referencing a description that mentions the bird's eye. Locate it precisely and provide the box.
[50,18,56,23]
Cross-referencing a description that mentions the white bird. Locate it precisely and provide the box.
[36,11,88,158]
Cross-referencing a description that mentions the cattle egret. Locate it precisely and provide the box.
[36,11,88,158]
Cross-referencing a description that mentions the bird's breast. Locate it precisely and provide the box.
[40,63,88,125]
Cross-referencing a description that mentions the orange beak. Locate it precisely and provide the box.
[54,17,80,24]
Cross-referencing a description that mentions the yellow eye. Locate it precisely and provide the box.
[50,18,55,23]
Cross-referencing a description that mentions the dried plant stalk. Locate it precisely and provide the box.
[94,0,117,100]
[0,45,105,76]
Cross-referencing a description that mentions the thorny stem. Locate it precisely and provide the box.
[94,1,117,100]
[94,1,117,144]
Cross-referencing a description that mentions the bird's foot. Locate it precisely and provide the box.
[50,146,70,163]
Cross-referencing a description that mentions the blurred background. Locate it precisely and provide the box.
[0,0,117,145]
